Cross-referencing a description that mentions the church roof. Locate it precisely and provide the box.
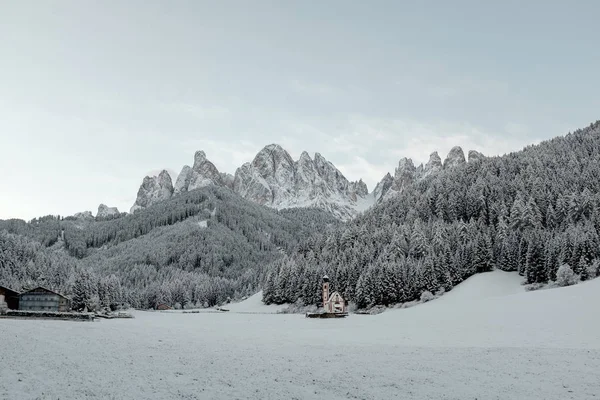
[328,291,344,302]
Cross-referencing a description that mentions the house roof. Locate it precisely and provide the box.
[20,286,69,299]
[0,285,20,296]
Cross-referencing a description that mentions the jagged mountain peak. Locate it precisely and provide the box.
[131,144,374,220]
[174,151,223,196]
[423,151,443,177]
[468,150,485,163]
[252,144,295,177]
[97,204,119,218]
[396,157,416,172]
[254,144,294,163]
[381,157,418,201]
[263,143,287,152]
[314,152,327,162]
[157,170,173,184]
[73,210,94,220]
[233,145,372,220]
[130,170,174,213]
[373,173,394,202]
[444,146,466,168]
[193,150,208,167]
[427,151,442,166]
[299,150,312,162]
[377,146,468,202]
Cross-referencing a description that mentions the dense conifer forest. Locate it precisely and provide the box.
[2,121,600,311]
[263,121,600,308]
[0,187,338,309]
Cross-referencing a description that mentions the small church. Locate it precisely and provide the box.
[322,275,346,314]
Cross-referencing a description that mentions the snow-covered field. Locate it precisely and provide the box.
[1,270,599,399]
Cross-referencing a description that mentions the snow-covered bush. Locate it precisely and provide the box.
[591,260,600,279]
[420,291,435,303]
[346,302,357,313]
[368,305,387,315]
[556,264,578,287]
[524,282,548,292]
[278,298,317,314]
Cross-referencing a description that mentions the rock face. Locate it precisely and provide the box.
[468,150,485,163]
[129,144,488,218]
[373,173,394,202]
[174,151,224,194]
[73,211,94,220]
[393,158,417,191]
[130,170,174,213]
[376,147,482,203]
[234,144,296,206]
[423,151,443,177]
[97,204,119,218]
[233,145,372,220]
[443,146,466,169]
[130,146,373,220]
[220,173,235,189]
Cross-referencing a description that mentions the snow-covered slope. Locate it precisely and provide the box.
[377,270,599,349]
[416,268,524,306]
[225,291,287,313]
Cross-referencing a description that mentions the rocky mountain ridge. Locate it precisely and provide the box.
[375,146,485,202]
[130,144,484,219]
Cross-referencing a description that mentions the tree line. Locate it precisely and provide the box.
[263,121,600,308]
[0,186,339,310]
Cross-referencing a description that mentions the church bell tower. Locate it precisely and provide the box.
[322,275,330,309]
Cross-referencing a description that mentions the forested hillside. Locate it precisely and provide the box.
[0,187,338,309]
[263,121,600,308]
[4,121,600,312]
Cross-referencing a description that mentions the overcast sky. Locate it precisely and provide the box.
[1,1,599,220]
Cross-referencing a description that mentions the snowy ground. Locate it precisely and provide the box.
[1,270,599,399]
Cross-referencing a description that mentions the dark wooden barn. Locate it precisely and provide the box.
[0,285,20,311]
[19,287,71,312]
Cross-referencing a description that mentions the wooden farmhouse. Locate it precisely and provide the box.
[19,287,71,312]
[0,285,20,311]
[322,275,346,314]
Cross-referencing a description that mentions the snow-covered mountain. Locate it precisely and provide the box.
[130,145,373,220]
[129,144,484,219]
[233,145,372,220]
